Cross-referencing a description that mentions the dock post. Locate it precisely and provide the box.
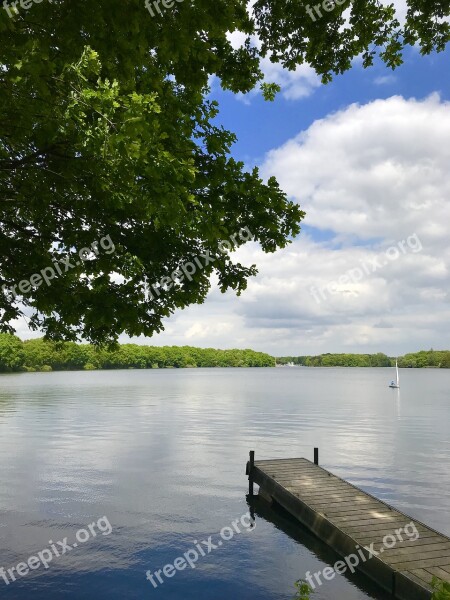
[314,447,319,465]
[249,450,255,496]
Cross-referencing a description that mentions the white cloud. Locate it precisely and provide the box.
[261,94,450,245]
[259,57,321,100]
[374,75,397,85]
[227,30,321,102]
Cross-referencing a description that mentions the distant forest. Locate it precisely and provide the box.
[276,351,450,368]
[0,334,274,372]
[2,334,449,372]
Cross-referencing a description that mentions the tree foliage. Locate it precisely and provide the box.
[254,0,449,83]
[0,334,274,371]
[0,332,24,371]
[277,351,450,368]
[1,0,448,343]
[277,353,392,367]
[399,350,450,369]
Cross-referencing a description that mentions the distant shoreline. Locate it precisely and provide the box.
[2,334,449,372]
[275,351,450,369]
[275,364,442,369]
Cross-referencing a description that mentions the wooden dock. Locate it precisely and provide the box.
[246,452,450,600]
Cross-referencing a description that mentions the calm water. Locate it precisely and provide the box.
[0,368,449,600]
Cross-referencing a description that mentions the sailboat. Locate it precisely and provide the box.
[389,359,400,389]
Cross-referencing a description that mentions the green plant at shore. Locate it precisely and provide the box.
[293,579,313,600]
[293,576,450,600]
[432,577,450,599]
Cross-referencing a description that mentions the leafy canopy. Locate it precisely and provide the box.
[0,334,275,371]
[1,0,448,343]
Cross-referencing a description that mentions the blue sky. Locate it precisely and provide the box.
[214,47,450,170]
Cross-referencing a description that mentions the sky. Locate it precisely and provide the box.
[15,7,450,356]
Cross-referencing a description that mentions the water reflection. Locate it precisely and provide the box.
[246,495,392,600]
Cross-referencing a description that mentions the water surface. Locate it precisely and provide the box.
[0,367,449,599]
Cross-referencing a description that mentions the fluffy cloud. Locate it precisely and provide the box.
[261,94,450,246]
[227,30,321,102]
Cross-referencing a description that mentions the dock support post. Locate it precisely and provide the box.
[249,450,255,496]
[314,447,319,465]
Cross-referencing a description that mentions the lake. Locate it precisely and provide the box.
[0,367,449,599]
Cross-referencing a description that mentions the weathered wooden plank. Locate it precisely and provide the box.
[255,462,314,471]
[388,556,450,571]
[360,521,442,546]
[258,462,325,470]
[373,536,445,549]
[255,458,315,467]
[340,521,431,536]
[265,472,335,481]
[355,532,441,548]
[330,512,402,527]
[260,468,332,476]
[388,548,450,565]
[288,488,371,501]
[277,479,346,489]
[319,504,388,518]
[298,484,371,496]
[285,487,361,500]
[382,542,450,560]
[271,475,342,485]
[311,497,378,510]
[409,569,435,585]
[426,566,450,581]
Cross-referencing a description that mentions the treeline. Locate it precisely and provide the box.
[277,353,392,367]
[398,350,450,369]
[0,334,275,372]
[277,351,450,368]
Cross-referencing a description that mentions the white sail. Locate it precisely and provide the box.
[389,358,400,388]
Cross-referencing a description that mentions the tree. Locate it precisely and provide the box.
[22,338,57,370]
[0,332,24,371]
[1,1,448,343]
